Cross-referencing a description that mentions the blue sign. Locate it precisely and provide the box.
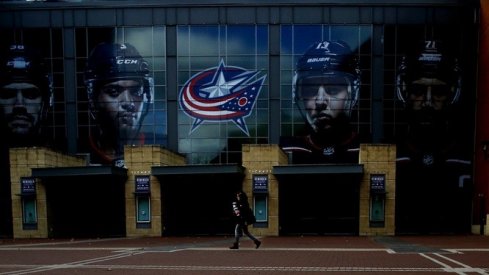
[253,174,268,193]
[135,175,150,194]
[370,174,386,193]
[21,177,36,194]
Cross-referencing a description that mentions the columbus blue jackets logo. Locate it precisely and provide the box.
[179,59,266,136]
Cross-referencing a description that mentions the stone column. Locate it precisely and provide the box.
[124,145,185,237]
[242,144,288,236]
[10,147,85,238]
[358,144,396,236]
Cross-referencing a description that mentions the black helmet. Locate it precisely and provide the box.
[396,40,461,105]
[0,44,53,114]
[84,42,154,118]
[293,40,361,117]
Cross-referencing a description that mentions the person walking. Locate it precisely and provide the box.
[229,191,261,249]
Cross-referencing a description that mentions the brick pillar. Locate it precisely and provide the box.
[10,147,85,238]
[124,145,185,237]
[242,144,288,236]
[358,144,396,236]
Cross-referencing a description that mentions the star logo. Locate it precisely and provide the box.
[179,59,266,136]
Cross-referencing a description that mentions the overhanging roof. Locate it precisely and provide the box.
[31,166,128,178]
[273,163,364,175]
[152,163,245,176]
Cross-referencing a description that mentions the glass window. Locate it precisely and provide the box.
[383,25,470,143]
[22,199,37,225]
[75,27,167,166]
[136,196,151,223]
[0,28,65,150]
[386,25,475,234]
[279,25,372,164]
[177,25,269,164]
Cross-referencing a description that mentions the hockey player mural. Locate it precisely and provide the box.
[0,44,53,147]
[84,42,154,167]
[395,40,472,233]
[280,40,361,164]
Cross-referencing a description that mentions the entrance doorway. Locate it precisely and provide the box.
[44,176,126,238]
[160,174,241,236]
[279,174,360,235]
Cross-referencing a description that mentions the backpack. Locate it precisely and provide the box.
[245,207,256,224]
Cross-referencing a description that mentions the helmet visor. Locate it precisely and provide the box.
[409,83,450,98]
[99,81,144,99]
[297,75,351,100]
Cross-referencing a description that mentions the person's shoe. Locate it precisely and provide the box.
[254,240,261,249]
[229,242,239,249]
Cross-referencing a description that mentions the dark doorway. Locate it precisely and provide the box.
[160,174,241,236]
[395,164,472,235]
[0,145,12,238]
[44,176,126,238]
[279,174,360,235]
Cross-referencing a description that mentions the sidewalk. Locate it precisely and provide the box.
[0,235,488,274]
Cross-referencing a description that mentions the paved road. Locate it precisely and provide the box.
[0,235,488,274]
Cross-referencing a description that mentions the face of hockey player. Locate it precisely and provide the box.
[0,81,43,136]
[94,79,145,140]
[300,75,351,132]
[407,77,451,112]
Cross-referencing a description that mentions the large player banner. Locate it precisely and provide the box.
[386,27,473,234]
[279,25,372,164]
[75,27,167,167]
